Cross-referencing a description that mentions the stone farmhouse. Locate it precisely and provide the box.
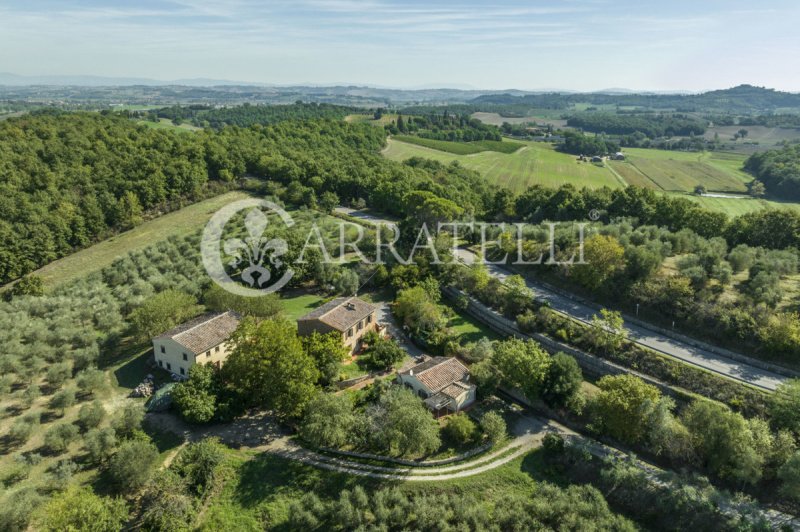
[153,311,241,378]
[297,296,380,354]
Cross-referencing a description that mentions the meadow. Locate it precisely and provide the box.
[704,125,800,149]
[135,118,201,133]
[614,148,751,193]
[680,193,800,217]
[383,138,623,193]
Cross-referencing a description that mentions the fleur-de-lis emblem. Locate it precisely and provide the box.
[222,208,289,288]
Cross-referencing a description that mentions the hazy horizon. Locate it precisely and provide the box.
[1,0,799,92]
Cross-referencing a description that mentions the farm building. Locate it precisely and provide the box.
[297,296,380,354]
[613,152,625,160]
[153,311,241,378]
[397,356,477,417]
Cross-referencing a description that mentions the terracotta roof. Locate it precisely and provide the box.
[155,311,241,354]
[441,381,471,400]
[400,357,471,393]
[297,297,376,332]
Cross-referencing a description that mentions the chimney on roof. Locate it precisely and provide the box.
[346,302,356,310]
[409,369,414,376]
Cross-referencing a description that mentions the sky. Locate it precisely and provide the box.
[0,0,798,92]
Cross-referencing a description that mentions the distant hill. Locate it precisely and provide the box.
[470,85,800,114]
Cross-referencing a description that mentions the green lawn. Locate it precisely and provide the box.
[27,191,253,288]
[449,309,500,343]
[383,138,622,193]
[279,292,328,321]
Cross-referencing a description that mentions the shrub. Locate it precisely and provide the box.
[49,387,76,415]
[77,400,106,431]
[43,422,80,454]
[173,438,227,495]
[8,418,37,445]
[109,439,159,492]
[84,427,118,465]
[76,368,106,395]
[140,470,195,532]
[480,411,507,444]
[444,413,477,446]
[0,488,44,532]
[45,362,72,388]
[300,393,358,449]
[36,485,128,532]
[112,402,145,438]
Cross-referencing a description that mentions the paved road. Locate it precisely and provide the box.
[334,206,788,391]
[455,248,787,392]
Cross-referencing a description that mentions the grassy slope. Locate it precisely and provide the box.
[198,449,553,530]
[383,138,621,193]
[30,191,253,288]
[620,148,751,193]
[393,135,524,155]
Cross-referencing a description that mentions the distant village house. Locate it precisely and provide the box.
[397,356,477,417]
[153,311,241,378]
[297,296,380,354]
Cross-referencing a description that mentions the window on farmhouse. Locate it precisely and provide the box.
[182,353,188,361]
[160,345,165,354]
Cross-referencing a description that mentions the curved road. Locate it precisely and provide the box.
[455,248,788,391]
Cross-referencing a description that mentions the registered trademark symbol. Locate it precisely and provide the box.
[588,209,600,221]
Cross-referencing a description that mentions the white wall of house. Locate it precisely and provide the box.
[450,387,477,411]
[152,338,233,378]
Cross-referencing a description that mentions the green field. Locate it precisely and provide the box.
[679,193,800,216]
[393,135,524,155]
[472,111,568,128]
[383,138,623,193]
[136,118,201,133]
[616,148,751,193]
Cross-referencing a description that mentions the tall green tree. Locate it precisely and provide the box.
[128,289,201,340]
[681,400,764,484]
[300,393,358,448]
[368,387,440,457]
[592,374,661,444]
[492,338,551,401]
[223,318,319,419]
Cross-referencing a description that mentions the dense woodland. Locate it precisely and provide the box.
[0,110,492,284]
[744,143,800,200]
[566,112,707,138]
[148,102,353,129]
[384,110,501,141]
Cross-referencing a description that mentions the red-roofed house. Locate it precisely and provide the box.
[397,356,476,416]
